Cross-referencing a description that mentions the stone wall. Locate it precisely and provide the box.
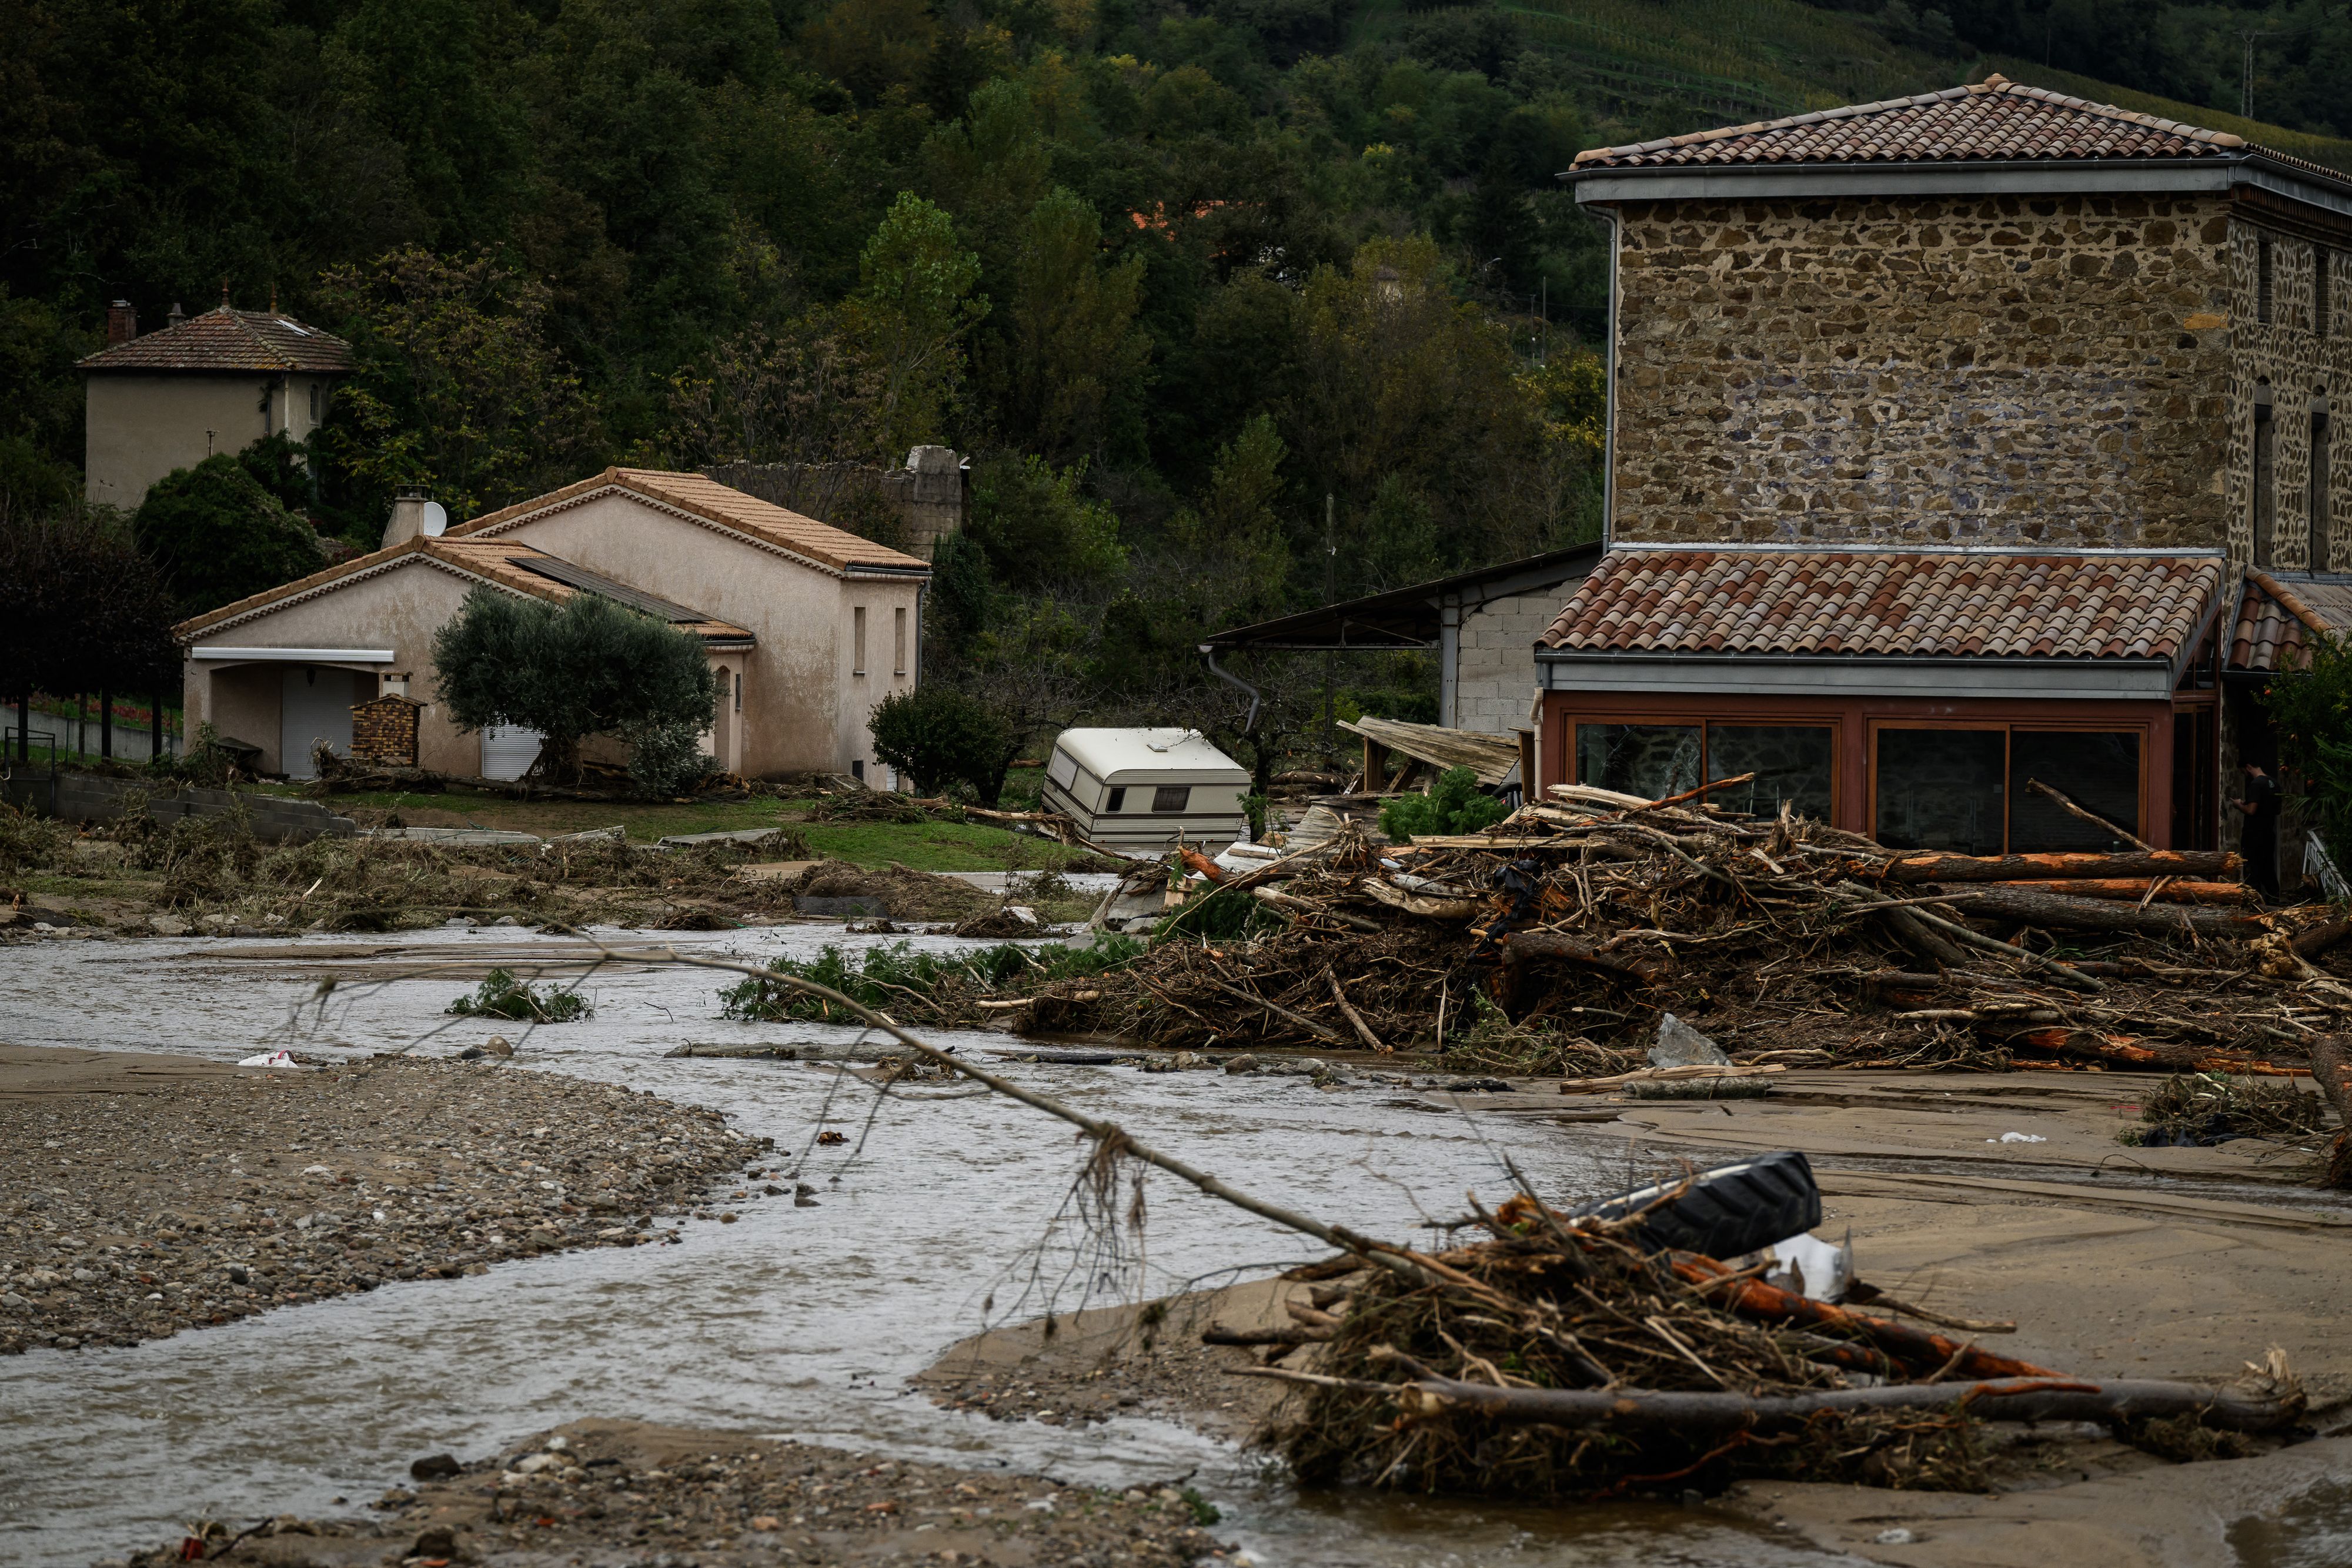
[1606,193,2237,549]
[705,446,965,561]
[2222,218,2352,571]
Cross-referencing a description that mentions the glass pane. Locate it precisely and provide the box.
[1151,784,1190,813]
[1707,726,1835,821]
[2009,731,2141,852]
[1577,724,1700,801]
[1875,729,2005,855]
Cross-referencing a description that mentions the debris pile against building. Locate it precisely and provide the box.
[993,783,2352,1088]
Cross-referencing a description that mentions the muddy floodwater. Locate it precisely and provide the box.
[0,926,1877,1567]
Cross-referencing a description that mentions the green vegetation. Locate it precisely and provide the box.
[720,937,1144,1021]
[1379,765,1509,841]
[446,969,594,1023]
[869,686,1019,803]
[132,457,329,621]
[2261,630,2352,880]
[430,588,719,787]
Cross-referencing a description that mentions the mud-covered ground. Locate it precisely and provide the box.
[1,805,1101,936]
[112,1419,1230,1568]
[0,1044,768,1355]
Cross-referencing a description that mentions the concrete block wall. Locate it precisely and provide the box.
[1454,589,1565,734]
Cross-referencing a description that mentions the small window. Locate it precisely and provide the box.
[851,758,865,781]
[2318,248,2333,336]
[1106,785,1128,813]
[2259,236,2276,323]
[308,382,319,423]
[1151,784,1191,813]
[852,606,867,674]
[733,670,742,714]
[894,607,907,675]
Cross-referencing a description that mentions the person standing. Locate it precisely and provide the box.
[2236,763,2284,899]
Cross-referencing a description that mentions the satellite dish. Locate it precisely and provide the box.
[420,501,448,537]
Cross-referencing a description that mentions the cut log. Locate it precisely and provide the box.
[1498,930,1669,984]
[1987,879,2256,905]
[1953,884,2267,938]
[1880,850,2239,884]
[1238,1370,2306,1436]
[2294,917,2352,959]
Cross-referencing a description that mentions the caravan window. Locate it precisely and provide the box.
[1106,787,1127,812]
[1152,785,1191,813]
[1048,749,1080,790]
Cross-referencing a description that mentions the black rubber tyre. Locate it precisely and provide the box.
[1568,1150,1821,1261]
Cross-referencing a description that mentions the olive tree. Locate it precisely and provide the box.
[432,589,717,786]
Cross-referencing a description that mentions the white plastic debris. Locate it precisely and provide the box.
[1987,1132,2049,1144]
[1756,1231,1853,1303]
[236,1050,306,1069]
[1649,1013,1732,1069]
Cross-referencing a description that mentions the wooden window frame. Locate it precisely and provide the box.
[1565,713,1843,820]
[1865,718,2150,854]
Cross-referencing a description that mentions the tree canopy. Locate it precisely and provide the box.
[132,457,330,622]
[430,589,718,783]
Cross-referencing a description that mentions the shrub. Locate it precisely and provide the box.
[133,454,328,619]
[1378,765,1509,842]
[0,805,69,874]
[627,718,720,797]
[2264,630,2352,882]
[721,937,1142,1021]
[446,968,592,1022]
[868,685,1016,800]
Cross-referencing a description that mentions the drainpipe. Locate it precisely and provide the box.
[1199,645,1261,734]
[1438,594,1462,728]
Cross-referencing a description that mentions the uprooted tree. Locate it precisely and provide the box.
[431,588,717,788]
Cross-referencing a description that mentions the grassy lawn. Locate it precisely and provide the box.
[275,784,1108,872]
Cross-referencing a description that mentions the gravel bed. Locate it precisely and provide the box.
[110,1419,1230,1568]
[1,1055,770,1356]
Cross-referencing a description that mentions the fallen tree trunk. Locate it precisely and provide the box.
[1880,850,2239,884]
[1498,930,1669,984]
[1989,878,2256,905]
[1672,1258,2056,1382]
[1252,1371,2306,1436]
[1950,884,2267,938]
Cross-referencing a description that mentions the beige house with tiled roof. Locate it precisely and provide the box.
[175,469,927,782]
[78,298,353,508]
[1538,75,2352,879]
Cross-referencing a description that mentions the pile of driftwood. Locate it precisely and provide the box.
[1000,782,2352,1079]
[1247,1193,2305,1499]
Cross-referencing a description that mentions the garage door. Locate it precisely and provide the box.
[480,724,544,781]
[281,667,356,779]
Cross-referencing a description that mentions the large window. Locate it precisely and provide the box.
[1873,726,2143,854]
[1575,721,1835,819]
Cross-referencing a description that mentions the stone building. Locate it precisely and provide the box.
[77,296,351,509]
[1534,75,2352,876]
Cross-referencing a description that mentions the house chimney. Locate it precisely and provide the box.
[106,301,138,346]
[383,487,430,549]
[167,302,186,329]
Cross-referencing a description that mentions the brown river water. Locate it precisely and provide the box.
[2,924,2324,1568]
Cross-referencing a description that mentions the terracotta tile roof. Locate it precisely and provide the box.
[450,467,929,575]
[1572,73,2249,171]
[174,536,753,644]
[1538,549,2223,662]
[78,305,353,373]
[2229,571,2352,672]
